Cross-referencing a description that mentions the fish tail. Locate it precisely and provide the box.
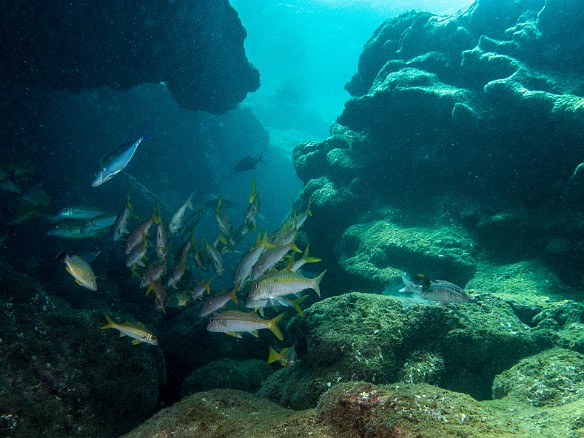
[204,277,213,294]
[55,250,67,262]
[248,176,257,204]
[287,295,308,317]
[101,314,115,330]
[268,313,285,341]
[267,346,289,365]
[302,245,321,263]
[187,191,195,210]
[229,286,239,305]
[313,270,327,297]
[290,243,302,253]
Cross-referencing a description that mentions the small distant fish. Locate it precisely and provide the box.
[21,183,51,206]
[92,132,151,187]
[205,242,224,277]
[204,195,238,210]
[56,207,107,220]
[7,205,43,225]
[207,310,284,341]
[169,192,195,234]
[167,293,191,309]
[399,273,471,303]
[199,287,238,318]
[155,220,169,260]
[112,196,132,241]
[100,314,158,346]
[57,251,97,291]
[80,215,116,234]
[267,346,296,367]
[139,261,166,288]
[47,223,104,239]
[190,277,212,301]
[125,210,157,254]
[0,173,21,194]
[146,281,168,314]
[126,239,148,269]
[234,154,264,172]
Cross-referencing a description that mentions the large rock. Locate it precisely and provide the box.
[0,0,259,113]
[0,262,163,437]
[293,0,584,296]
[259,292,557,409]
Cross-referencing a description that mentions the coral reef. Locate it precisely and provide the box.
[1,1,259,113]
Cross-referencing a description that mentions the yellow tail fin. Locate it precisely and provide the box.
[268,313,285,341]
[101,314,115,330]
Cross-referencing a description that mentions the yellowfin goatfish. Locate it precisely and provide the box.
[100,315,158,345]
[207,310,284,341]
[92,132,151,187]
[169,192,195,234]
[250,242,301,281]
[57,251,97,291]
[247,269,326,308]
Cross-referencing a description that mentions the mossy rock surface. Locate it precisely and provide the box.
[181,359,273,397]
[260,292,557,408]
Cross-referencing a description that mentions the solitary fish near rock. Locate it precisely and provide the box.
[234,154,264,172]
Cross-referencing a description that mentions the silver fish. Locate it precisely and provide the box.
[92,134,150,187]
[169,192,195,234]
[247,269,325,308]
[80,215,116,234]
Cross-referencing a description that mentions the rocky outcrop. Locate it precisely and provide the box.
[259,292,559,409]
[0,261,164,437]
[0,0,259,113]
[293,0,584,295]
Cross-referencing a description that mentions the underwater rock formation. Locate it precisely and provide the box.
[259,292,559,409]
[293,0,584,294]
[121,389,334,438]
[492,348,584,406]
[123,381,584,436]
[0,261,163,437]
[0,0,259,113]
[180,358,272,397]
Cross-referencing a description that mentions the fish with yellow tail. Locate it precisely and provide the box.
[57,251,97,291]
[207,310,285,341]
[246,269,326,309]
[267,346,297,367]
[100,315,158,345]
